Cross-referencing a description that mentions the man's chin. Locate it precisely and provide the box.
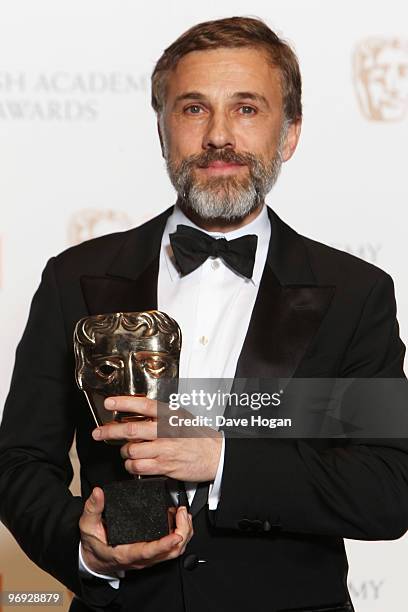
[177,190,261,224]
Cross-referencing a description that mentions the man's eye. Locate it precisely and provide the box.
[239,105,256,115]
[185,105,203,114]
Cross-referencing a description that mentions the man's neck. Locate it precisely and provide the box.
[176,200,265,233]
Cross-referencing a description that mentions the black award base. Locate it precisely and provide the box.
[102,477,173,546]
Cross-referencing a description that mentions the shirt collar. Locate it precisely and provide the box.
[162,203,271,286]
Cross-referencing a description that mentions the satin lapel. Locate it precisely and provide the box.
[79,207,173,315]
[80,257,159,315]
[234,267,335,380]
[190,481,211,517]
[234,207,335,381]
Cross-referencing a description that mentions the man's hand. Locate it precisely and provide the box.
[91,396,223,482]
[79,487,193,574]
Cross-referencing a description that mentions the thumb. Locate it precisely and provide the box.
[83,487,105,524]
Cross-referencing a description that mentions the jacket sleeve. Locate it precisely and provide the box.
[213,272,408,540]
[0,258,122,608]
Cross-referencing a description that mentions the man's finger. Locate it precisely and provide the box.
[124,458,160,476]
[104,396,158,417]
[92,419,157,442]
[174,506,193,541]
[126,508,190,565]
[116,531,183,569]
[120,440,159,461]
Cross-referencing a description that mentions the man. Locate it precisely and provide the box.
[1,16,408,612]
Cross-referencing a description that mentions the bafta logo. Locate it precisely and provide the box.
[353,37,408,121]
[67,208,132,245]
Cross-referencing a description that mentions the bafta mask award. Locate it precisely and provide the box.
[74,310,181,546]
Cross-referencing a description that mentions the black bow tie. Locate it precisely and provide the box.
[169,224,258,279]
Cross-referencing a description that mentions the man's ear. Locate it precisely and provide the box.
[157,118,166,159]
[281,118,302,162]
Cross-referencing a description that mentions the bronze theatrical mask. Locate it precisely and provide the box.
[74,310,181,442]
[73,310,182,545]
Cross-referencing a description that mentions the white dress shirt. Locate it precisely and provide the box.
[79,203,271,588]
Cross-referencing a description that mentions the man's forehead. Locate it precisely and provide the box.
[168,46,281,94]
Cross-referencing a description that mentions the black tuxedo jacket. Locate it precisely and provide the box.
[1,206,408,612]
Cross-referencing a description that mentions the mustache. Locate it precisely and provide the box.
[181,149,260,170]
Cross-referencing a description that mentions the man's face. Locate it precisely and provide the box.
[159,47,301,221]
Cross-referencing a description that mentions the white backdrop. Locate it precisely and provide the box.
[0,1,407,610]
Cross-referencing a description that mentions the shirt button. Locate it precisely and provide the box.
[199,335,209,346]
[211,259,220,270]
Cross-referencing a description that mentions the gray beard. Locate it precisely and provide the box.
[165,122,288,222]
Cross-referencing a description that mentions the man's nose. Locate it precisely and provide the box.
[202,111,235,149]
